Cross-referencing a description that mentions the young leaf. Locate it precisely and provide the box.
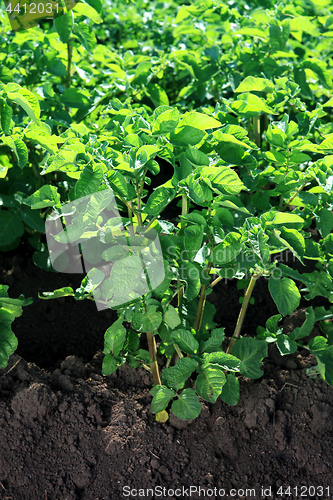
[232,338,268,379]
[171,328,199,355]
[171,388,202,420]
[211,232,242,265]
[24,185,60,209]
[54,10,74,43]
[104,318,127,356]
[276,334,298,356]
[150,385,175,413]
[199,327,225,353]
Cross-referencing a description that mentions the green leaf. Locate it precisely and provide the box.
[171,329,199,355]
[54,10,74,43]
[73,23,96,54]
[184,224,204,257]
[232,337,267,379]
[211,232,242,265]
[171,388,202,420]
[20,207,45,233]
[25,128,59,155]
[232,93,275,117]
[300,58,332,89]
[150,385,175,413]
[24,185,60,209]
[0,210,24,245]
[235,76,275,93]
[0,98,12,134]
[268,276,301,316]
[202,351,241,372]
[276,334,298,355]
[152,108,179,135]
[234,27,268,40]
[290,307,315,341]
[271,228,305,264]
[102,354,126,376]
[145,84,169,107]
[2,136,28,168]
[73,2,102,23]
[316,347,333,385]
[180,261,201,302]
[164,305,181,329]
[163,357,199,387]
[170,126,206,146]
[200,166,244,195]
[220,373,240,406]
[144,186,175,216]
[269,19,290,52]
[0,309,17,369]
[196,366,226,403]
[178,112,222,131]
[264,212,304,230]
[199,328,225,354]
[315,208,333,238]
[131,306,162,333]
[39,287,74,300]
[74,163,103,198]
[5,83,40,122]
[104,317,127,356]
[60,88,91,109]
[290,17,320,37]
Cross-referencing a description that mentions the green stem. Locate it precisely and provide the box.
[66,41,72,88]
[227,273,260,354]
[254,115,260,148]
[178,192,188,306]
[147,331,161,386]
[194,262,213,332]
[281,182,308,212]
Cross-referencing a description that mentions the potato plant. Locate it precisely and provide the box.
[1,0,333,419]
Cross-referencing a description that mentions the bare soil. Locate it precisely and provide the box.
[1,245,333,500]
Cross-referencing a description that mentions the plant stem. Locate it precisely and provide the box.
[253,115,260,148]
[226,273,260,354]
[178,192,188,306]
[147,331,161,386]
[282,182,308,212]
[209,276,222,288]
[194,262,212,332]
[66,41,72,88]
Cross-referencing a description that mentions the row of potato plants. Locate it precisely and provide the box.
[1,0,333,419]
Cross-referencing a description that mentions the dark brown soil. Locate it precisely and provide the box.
[1,244,333,500]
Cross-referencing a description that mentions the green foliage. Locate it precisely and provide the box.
[0,285,32,368]
[2,0,333,420]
